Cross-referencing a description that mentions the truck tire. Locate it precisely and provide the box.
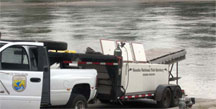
[42,41,67,50]
[171,87,181,107]
[157,88,171,108]
[66,94,87,109]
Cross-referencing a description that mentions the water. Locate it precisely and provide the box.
[0,1,216,99]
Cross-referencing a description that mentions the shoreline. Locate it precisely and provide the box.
[190,98,216,109]
[0,0,215,6]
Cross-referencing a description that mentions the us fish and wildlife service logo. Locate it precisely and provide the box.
[13,75,26,92]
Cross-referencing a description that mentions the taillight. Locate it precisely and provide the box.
[181,89,185,96]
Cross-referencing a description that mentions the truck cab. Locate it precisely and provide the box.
[0,41,48,109]
[0,40,97,109]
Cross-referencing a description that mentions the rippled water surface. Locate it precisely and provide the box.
[0,1,216,99]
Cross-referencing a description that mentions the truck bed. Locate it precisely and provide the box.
[145,48,186,64]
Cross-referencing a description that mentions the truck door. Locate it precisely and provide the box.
[0,45,43,109]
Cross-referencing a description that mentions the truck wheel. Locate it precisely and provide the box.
[66,94,87,109]
[171,87,181,107]
[42,41,67,50]
[157,88,171,108]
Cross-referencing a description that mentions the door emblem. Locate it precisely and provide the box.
[13,75,26,92]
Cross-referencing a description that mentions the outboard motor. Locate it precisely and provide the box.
[179,90,195,109]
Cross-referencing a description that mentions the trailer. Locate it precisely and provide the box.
[48,39,192,108]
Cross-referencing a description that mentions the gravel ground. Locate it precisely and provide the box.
[192,99,216,109]
[88,98,216,109]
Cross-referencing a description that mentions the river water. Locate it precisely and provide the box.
[0,1,215,99]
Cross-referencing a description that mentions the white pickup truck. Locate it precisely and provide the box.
[0,40,97,109]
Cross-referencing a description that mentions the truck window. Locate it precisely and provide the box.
[29,47,38,71]
[0,43,6,47]
[1,46,29,71]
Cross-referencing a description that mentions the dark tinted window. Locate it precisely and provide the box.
[0,43,6,47]
[29,47,38,71]
[1,46,29,70]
